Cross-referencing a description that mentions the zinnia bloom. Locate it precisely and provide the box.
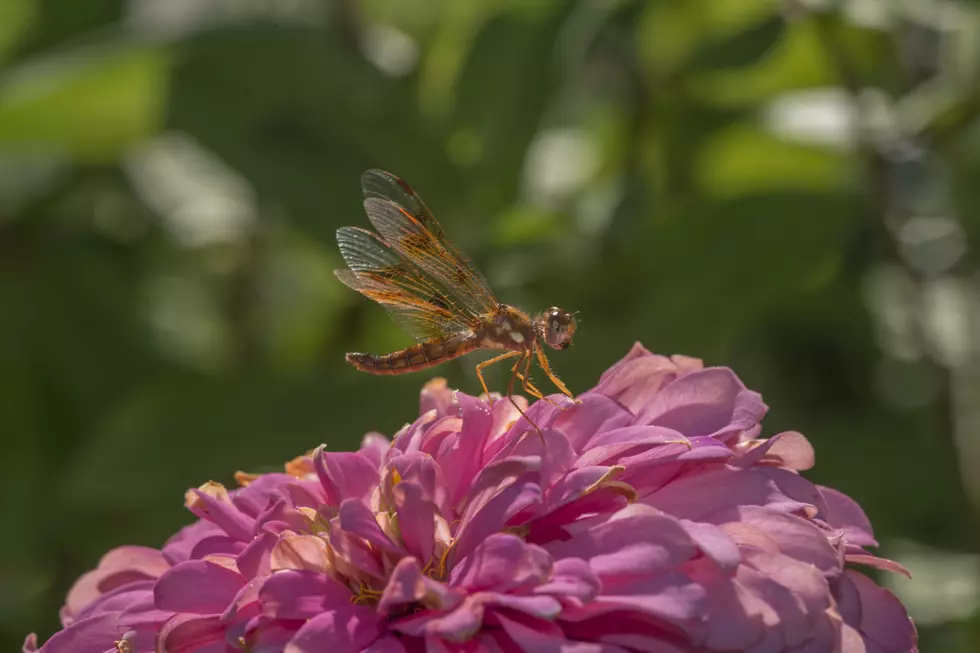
[26,344,917,652]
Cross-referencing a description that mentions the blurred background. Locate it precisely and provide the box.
[3,0,980,649]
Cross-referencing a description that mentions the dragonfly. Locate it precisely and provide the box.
[335,169,577,426]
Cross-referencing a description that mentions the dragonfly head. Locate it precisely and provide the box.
[537,307,577,350]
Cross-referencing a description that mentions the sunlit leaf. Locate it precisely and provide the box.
[687,15,786,71]
[697,125,850,198]
[0,44,171,161]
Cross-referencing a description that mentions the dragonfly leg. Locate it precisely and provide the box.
[514,354,561,407]
[535,345,579,404]
[475,350,522,404]
[505,353,542,438]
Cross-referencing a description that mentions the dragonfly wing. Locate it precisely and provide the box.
[335,227,474,340]
[362,195,497,319]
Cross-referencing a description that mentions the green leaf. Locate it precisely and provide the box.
[0,0,37,65]
[687,15,786,71]
[696,125,851,198]
[0,43,171,161]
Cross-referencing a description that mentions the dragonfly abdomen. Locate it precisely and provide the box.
[346,336,479,375]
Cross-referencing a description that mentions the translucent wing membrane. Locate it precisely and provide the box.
[335,171,500,343]
[360,170,496,317]
[335,226,475,340]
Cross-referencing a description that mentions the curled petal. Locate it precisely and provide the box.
[452,458,543,563]
[451,534,552,592]
[393,482,436,564]
[62,546,169,622]
[157,614,226,653]
[154,560,244,614]
[259,570,353,619]
[270,534,331,574]
[284,604,383,653]
[547,505,697,579]
[315,449,380,506]
[379,558,463,615]
[185,485,254,542]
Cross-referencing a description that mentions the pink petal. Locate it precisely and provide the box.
[188,535,245,560]
[734,431,815,471]
[839,570,917,652]
[819,486,878,548]
[338,498,401,553]
[735,563,810,648]
[362,637,408,653]
[231,473,297,517]
[483,593,562,620]
[117,589,175,627]
[237,532,277,579]
[592,348,686,415]
[529,485,632,544]
[358,432,391,469]
[845,554,911,578]
[390,599,483,641]
[616,438,733,495]
[31,615,127,653]
[557,611,691,653]
[73,582,154,622]
[186,488,254,542]
[242,615,305,653]
[284,604,382,653]
[494,611,628,653]
[546,505,696,578]
[492,400,566,455]
[391,411,440,455]
[679,521,741,571]
[419,376,458,418]
[270,534,330,573]
[552,394,633,453]
[386,452,451,517]
[157,614,227,653]
[596,571,707,630]
[489,428,576,490]
[221,576,264,622]
[393,482,435,563]
[452,458,542,563]
[733,506,840,576]
[685,560,764,650]
[742,549,832,618]
[633,368,767,443]
[451,534,552,592]
[788,609,844,653]
[255,497,314,535]
[162,520,225,565]
[259,569,353,619]
[436,394,493,507]
[154,559,245,614]
[379,558,463,615]
[62,546,170,620]
[574,425,693,469]
[328,528,384,579]
[314,449,380,506]
[534,558,601,604]
[645,467,811,522]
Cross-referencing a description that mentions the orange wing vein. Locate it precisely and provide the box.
[335,170,498,341]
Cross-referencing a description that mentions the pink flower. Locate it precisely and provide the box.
[27,343,917,652]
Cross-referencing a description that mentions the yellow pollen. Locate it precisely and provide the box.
[350,581,385,606]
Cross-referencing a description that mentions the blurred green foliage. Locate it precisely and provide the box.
[4,0,980,650]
